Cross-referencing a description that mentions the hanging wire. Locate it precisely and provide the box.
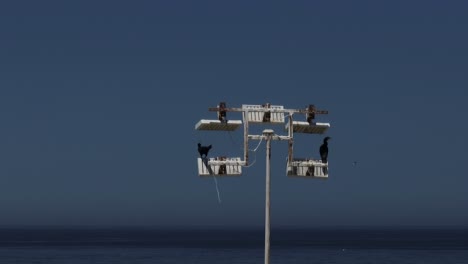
[242,154,257,168]
[226,128,263,168]
[212,176,222,204]
[241,137,263,168]
[250,137,264,152]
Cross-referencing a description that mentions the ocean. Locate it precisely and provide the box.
[0,227,467,264]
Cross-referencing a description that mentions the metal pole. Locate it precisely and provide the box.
[288,112,294,163]
[244,110,249,166]
[264,130,272,264]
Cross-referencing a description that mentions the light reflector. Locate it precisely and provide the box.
[287,121,330,134]
[286,158,328,178]
[242,104,285,124]
[197,157,243,176]
[195,119,242,131]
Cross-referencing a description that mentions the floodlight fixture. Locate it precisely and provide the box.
[286,158,329,179]
[198,157,243,176]
[287,121,330,134]
[195,119,242,131]
[242,104,285,124]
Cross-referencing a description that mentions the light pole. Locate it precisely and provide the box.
[195,103,331,264]
[264,129,273,264]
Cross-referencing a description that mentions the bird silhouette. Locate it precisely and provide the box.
[198,143,212,159]
[319,136,331,164]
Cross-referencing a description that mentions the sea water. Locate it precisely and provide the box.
[0,227,466,264]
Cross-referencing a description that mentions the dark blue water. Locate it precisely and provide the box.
[0,227,467,264]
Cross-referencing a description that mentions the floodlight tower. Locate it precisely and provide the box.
[195,102,330,264]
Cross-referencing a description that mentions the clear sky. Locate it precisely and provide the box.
[0,1,467,228]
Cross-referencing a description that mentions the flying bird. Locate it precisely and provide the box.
[198,143,212,159]
[319,136,331,164]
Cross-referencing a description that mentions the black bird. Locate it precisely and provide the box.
[319,136,331,163]
[198,143,212,159]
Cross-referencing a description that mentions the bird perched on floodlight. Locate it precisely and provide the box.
[319,136,331,164]
[198,143,212,159]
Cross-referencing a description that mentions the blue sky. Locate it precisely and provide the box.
[0,1,467,228]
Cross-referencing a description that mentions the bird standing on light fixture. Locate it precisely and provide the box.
[319,136,331,163]
[198,143,212,159]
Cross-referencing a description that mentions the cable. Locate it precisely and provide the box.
[241,137,263,168]
[212,176,222,204]
[250,137,263,152]
[242,154,257,168]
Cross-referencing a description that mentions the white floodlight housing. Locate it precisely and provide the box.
[286,158,328,179]
[242,104,285,124]
[195,119,242,131]
[197,157,243,176]
[286,121,330,134]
